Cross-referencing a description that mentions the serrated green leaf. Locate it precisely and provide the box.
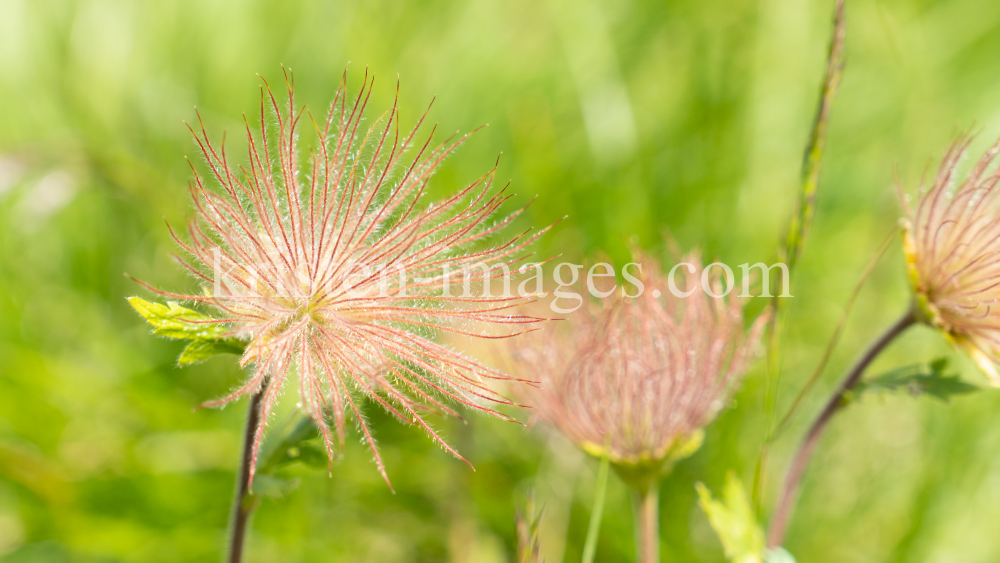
[128,296,224,339]
[696,472,766,563]
[250,474,300,498]
[128,297,246,364]
[853,358,979,403]
[178,339,245,366]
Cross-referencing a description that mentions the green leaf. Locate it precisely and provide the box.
[128,296,245,364]
[258,417,332,475]
[129,296,224,339]
[697,472,779,563]
[852,358,980,403]
[277,442,330,469]
[250,474,300,499]
[178,339,245,366]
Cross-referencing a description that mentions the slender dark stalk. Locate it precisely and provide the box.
[770,227,899,441]
[631,482,659,563]
[229,389,265,563]
[767,309,915,548]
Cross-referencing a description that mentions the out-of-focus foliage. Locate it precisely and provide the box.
[850,358,980,403]
[515,491,543,563]
[697,473,795,563]
[697,474,766,563]
[2,0,1000,562]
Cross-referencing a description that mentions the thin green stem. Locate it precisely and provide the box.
[754,0,847,509]
[581,452,610,563]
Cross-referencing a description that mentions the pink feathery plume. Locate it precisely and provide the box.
[510,252,768,466]
[142,70,552,489]
[902,135,1000,384]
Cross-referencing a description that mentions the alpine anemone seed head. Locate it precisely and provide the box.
[144,70,550,489]
[509,253,767,487]
[901,135,1000,385]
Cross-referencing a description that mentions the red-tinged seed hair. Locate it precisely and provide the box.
[901,135,1000,385]
[148,69,552,489]
[508,252,768,466]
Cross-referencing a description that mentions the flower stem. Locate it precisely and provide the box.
[631,482,660,563]
[581,452,610,563]
[767,308,915,548]
[228,389,265,563]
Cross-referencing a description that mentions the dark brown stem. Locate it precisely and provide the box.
[228,390,265,563]
[767,309,915,548]
[631,482,660,563]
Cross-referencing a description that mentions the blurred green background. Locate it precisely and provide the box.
[3,0,1000,561]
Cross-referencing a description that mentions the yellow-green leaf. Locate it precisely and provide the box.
[696,472,766,563]
[128,296,226,340]
[178,339,245,366]
[129,296,246,365]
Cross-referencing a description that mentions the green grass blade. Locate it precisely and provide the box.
[581,450,610,563]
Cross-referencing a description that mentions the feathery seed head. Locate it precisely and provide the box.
[146,70,549,489]
[901,136,1000,385]
[509,253,767,489]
